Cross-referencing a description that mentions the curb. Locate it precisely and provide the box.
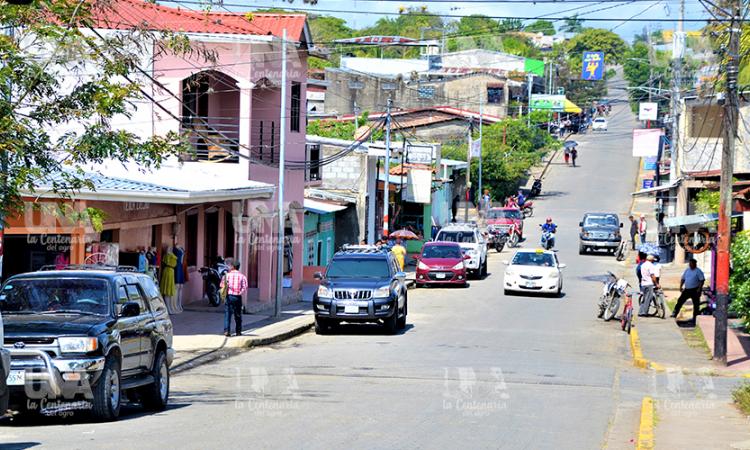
[629,327,667,372]
[636,396,655,450]
[237,317,314,348]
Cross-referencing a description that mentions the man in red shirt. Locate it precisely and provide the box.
[220,260,248,336]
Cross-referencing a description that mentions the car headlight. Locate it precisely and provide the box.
[548,271,560,279]
[59,337,98,354]
[467,249,477,256]
[418,261,430,270]
[582,232,590,238]
[373,285,392,297]
[452,261,465,270]
[317,285,333,298]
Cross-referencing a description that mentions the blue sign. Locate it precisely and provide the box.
[642,179,654,189]
[643,157,658,170]
[581,51,605,81]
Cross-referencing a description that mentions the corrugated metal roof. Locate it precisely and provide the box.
[92,0,307,39]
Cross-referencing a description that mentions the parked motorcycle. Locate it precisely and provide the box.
[520,201,534,218]
[199,258,230,307]
[530,178,543,197]
[597,271,629,321]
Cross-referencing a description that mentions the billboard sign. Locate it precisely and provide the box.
[581,51,605,81]
[529,94,566,112]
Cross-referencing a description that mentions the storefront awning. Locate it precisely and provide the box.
[530,94,582,114]
[631,179,681,196]
[663,212,743,229]
[304,199,348,215]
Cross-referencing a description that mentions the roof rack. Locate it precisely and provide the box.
[443,221,478,229]
[339,244,389,254]
[38,264,139,273]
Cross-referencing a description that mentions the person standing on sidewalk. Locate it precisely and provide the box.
[671,259,706,321]
[220,260,247,337]
[391,238,407,271]
[570,147,578,167]
[639,254,660,317]
[638,214,648,244]
[629,215,638,250]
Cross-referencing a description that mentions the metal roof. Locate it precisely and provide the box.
[304,199,348,215]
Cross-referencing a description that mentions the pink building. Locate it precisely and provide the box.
[89,1,313,307]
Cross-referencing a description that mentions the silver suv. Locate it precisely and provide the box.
[434,224,488,278]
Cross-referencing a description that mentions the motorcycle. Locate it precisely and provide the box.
[597,272,629,321]
[520,201,534,218]
[539,225,555,250]
[199,259,230,307]
[486,226,510,253]
[530,178,542,198]
[506,223,521,248]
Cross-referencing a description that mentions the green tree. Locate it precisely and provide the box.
[731,231,750,326]
[498,18,523,33]
[308,15,353,68]
[524,20,556,36]
[357,7,444,59]
[500,35,540,58]
[566,28,628,69]
[0,0,191,221]
[561,15,585,34]
[446,15,501,52]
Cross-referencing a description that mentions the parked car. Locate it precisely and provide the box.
[592,117,608,132]
[579,212,623,255]
[0,309,9,415]
[414,241,470,288]
[312,246,408,335]
[486,207,524,239]
[1,267,174,421]
[503,249,566,297]
[434,223,488,279]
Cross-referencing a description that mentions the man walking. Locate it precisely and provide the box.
[220,260,247,337]
[671,259,706,321]
[629,215,638,250]
[638,214,648,244]
[638,254,660,317]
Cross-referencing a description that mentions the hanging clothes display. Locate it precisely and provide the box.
[173,247,185,285]
[138,251,148,273]
[160,251,177,298]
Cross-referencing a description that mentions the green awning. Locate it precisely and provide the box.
[524,58,545,76]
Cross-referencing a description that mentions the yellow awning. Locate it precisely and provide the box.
[564,99,582,114]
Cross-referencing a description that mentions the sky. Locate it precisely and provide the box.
[231,0,712,42]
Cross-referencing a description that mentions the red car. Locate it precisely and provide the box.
[415,242,470,287]
[486,207,524,239]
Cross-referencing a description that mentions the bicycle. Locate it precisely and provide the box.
[649,288,667,319]
[614,240,627,261]
[621,290,635,334]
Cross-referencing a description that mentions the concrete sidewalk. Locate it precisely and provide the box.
[170,302,314,372]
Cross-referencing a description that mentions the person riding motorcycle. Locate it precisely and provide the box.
[517,191,526,208]
[541,217,557,234]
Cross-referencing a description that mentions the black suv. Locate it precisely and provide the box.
[579,212,623,254]
[0,266,174,421]
[312,246,408,334]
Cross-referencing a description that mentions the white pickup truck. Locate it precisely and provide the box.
[434,224,488,279]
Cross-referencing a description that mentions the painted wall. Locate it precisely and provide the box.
[303,211,335,267]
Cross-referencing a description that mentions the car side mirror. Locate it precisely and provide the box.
[579,222,583,227]
[313,272,323,280]
[559,264,567,269]
[620,223,623,228]
[120,301,140,318]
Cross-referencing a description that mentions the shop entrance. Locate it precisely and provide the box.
[2,234,71,279]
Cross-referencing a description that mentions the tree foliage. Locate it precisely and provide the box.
[441,117,559,200]
[731,231,750,327]
[0,0,194,221]
[561,15,585,34]
[525,20,556,36]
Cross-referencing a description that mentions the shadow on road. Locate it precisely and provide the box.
[328,323,415,336]
[2,402,191,427]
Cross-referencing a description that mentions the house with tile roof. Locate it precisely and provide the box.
[3,1,314,308]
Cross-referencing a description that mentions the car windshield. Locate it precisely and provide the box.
[327,259,391,278]
[488,209,521,220]
[436,231,476,244]
[422,245,462,259]
[584,215,618,227]
[0,278,111,315]
[512,252,555,267]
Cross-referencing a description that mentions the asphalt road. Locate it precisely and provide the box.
[0,85,701,449]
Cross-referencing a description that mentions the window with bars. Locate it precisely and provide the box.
[306,144,321,181]
[291,82,301,132]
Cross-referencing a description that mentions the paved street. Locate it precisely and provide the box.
[1,84,746,450]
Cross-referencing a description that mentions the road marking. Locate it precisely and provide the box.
[636,396,655,450]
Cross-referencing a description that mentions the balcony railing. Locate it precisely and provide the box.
[180,116,240,163]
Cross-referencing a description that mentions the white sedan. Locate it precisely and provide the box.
[503,249,566,296]
[592,118,608,132]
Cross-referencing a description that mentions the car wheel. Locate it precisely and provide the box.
[314,317,331,335]
[384,308,399,335]
[138,350,169,411]
[91,354,121,421]
[579,244,585,255]
[397,296,407,329]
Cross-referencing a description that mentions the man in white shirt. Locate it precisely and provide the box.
[639,254,660,316]
[638,214,648,244]
[671,258,706,321]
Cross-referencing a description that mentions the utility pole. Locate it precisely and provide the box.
[382,98,393,238]
[527,73,533,126]
[275,29,288,318]
[353,101,360,138]
[715,1,741,363]
[465,120,473,222]
[478,86,483,211]
[670,0,685,185]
